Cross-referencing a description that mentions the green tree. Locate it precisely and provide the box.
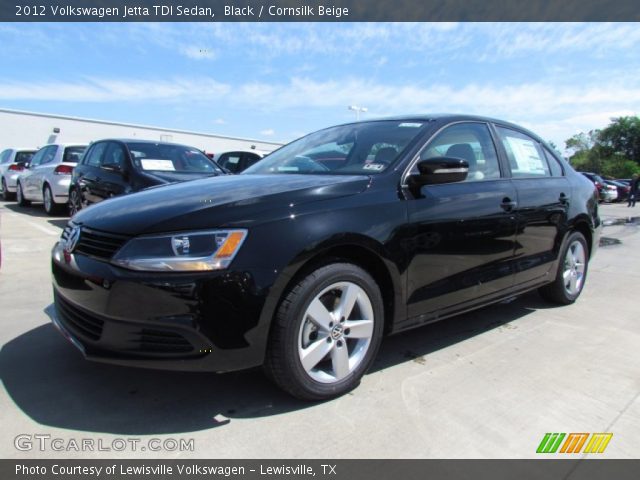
[565,130,600,155]
[565,116,640,177]
[599,116,640,162]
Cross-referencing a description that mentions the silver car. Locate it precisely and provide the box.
[0,148,37,200]
[16,143,86,215]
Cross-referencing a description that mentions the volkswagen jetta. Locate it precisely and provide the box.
[51,115,601,400]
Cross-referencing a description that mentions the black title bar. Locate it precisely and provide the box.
[2,0,640,22]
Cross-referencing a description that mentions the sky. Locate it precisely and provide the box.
[0,22,639,151]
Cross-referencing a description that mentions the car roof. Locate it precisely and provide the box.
[335,114,547,143]
[2,147,37,152]
[93,138,199,148]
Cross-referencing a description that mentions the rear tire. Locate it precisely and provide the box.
[43,185,64,216]
[69,188,82,216]
[1,178,15,201]
[265,263,384,401]
[539,231,589,305]
[16,182,30,207]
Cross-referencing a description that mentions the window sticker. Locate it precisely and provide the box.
[140,159,176,171]
[363,163,385,171]
[398,122,423,128]
[506,137,546,174]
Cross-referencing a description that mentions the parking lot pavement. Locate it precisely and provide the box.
[1,200,639,459]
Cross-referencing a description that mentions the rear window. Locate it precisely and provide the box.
[126,142,223,174]
[63,146,86,164]
[15,151,35,164]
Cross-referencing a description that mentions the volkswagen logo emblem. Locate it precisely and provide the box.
[64,226,81,254]
[330,323,344,340]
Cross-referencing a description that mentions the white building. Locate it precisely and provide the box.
[0,108,283,154]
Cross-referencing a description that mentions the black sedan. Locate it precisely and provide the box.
[52,115,601,400]
[68,139,225,215]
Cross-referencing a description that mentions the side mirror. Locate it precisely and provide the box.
[408,157,469,189]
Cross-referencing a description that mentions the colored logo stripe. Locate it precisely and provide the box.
[537,433,613,454]
[560,433,589,453]
[583,433,613,454]
[536,433,566,453]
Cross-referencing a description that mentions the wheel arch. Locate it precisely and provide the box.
[569,215,594,258]
[258,235,403,362]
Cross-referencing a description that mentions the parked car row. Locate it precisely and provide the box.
[0,139,264,216]
[578,171,631,203]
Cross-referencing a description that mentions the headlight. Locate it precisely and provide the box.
[111,229,247,272]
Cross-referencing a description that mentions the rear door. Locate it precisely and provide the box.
[93,142,130,201]
[26,145,58,199]
[22,147,46,199]
[493,125,571,288]
[75,142,108,205]
[404,122,519,322]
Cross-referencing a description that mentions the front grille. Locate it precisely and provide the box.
[135,328,195,353]
[55,293,104,342]
[62,224,129,260]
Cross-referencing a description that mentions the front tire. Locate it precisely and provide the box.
[265,263,384,401]
[16,182,30,207]
[43,184,64,215]
[69,188,82,216]
[539,231,589,304]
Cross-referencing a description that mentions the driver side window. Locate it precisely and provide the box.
[418,123,501,182]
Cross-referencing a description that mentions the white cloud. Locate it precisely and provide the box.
[213,118,226,125]
[1,74,637,151]
[0,77,230,102]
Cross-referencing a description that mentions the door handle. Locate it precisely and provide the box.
[559,193,570,204]
[501,197,517,212]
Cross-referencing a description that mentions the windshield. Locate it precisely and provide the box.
[243,120,429,175]
[63,146,86,164]
[15,151,35,164]
[126,142,223,174]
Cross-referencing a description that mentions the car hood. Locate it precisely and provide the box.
[72,174,371,235]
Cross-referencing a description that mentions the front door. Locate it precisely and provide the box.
[403,122,519,324]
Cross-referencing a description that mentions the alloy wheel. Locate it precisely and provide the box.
[297,281,374,384]
[69,190,80,216]
[563,240,586,296]
[44,186,53,213]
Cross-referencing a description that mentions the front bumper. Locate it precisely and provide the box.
[51,242,278,372]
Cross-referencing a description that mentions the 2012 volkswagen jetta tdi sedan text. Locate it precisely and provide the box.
[51,115,601,400]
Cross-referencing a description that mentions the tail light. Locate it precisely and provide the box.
[8,164,24,172]
[54,165,74,175]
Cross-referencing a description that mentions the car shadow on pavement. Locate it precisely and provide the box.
[2,202,68,230]
[1,291,551,436]
[372,290,553,372]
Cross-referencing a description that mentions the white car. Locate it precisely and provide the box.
[16,143,87,215]
[210,149,267,173]
[0,147,37,200]
[601,183,618,203]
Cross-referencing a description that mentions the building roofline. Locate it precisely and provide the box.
[0,107,284,147]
